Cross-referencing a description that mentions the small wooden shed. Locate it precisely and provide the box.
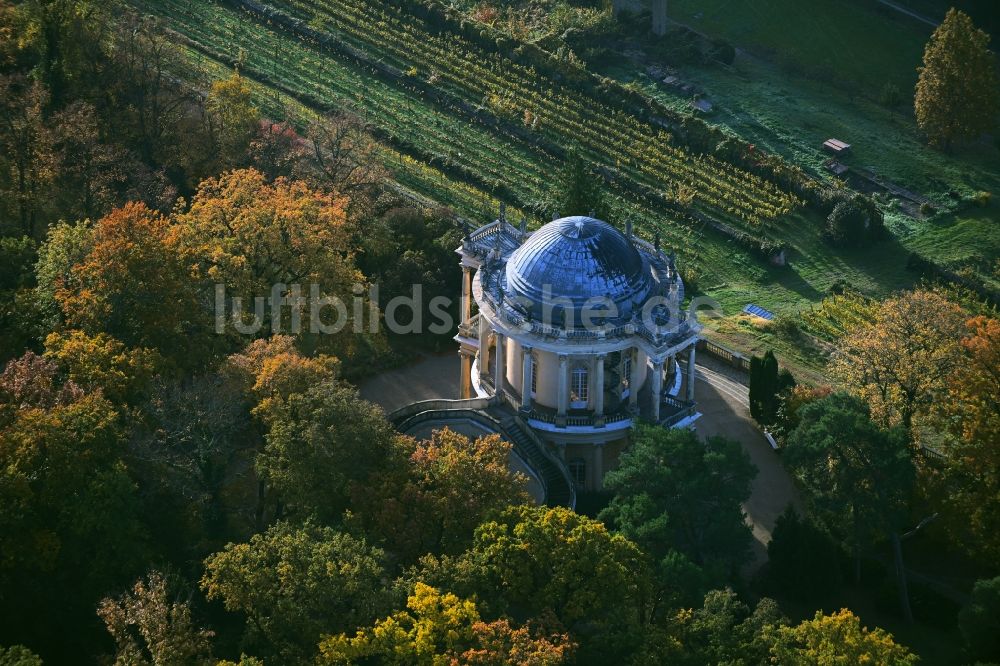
[823,138,852,155]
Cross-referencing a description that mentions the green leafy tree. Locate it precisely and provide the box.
[766,507,841,601]
[958,576,1000,662]
[255,379,406,524]
[15,0,113,108]
[98,571,215,666]
[357,206,462,348]
[0,236,37,363]
[0,384,147,659]
[784,393,916,621]
[0,645,43,666]
[915,8,1000,148]
[600,424,756,583]
[431,505,649,664]
[659,589,785,666]
[33,217,93,330]
[770,609,917,665]
[201,521,387,664]
[824,196,876,247]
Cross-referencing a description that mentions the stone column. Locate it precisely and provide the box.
[494,332,505,397]
[651,358,664,422]
[461,266,472,324]
[629,348,639,410]
[520,345,533,412]
[592,445,604,490]
[557,354,569,419]
[478,316,489,381]
[459,351,472,399]
[687,344,696,402]
[594,354,606,426]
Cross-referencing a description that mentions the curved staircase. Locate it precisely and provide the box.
[388,399,575,509]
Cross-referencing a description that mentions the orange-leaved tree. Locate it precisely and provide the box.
[56,201,208,367]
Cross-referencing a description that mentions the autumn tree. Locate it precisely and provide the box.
[915,8,1000,149]
[356,428,529,563]
[98,571,215,666]
[223,335,340,418]
[0,351,82,419]
[170,169,369,359]
[770,609,917,665]
[206,72,259,168]
[600,425,756,585]
[43,330,160,406]
[317,582,574,665]
[830,289,967,434]
[221,336,342,530]
[56,202,209,366]
[249,120,306,182]
[934,315,1000,562]
[201,520,387,664]
[784,393,916,621]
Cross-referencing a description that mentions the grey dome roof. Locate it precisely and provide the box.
[504,216,652,323]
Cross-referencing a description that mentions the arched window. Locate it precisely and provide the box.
[571,366,589,407]
[568,457,586,489]
[530,353,538,396]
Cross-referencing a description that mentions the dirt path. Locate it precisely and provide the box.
[691,360,801,569]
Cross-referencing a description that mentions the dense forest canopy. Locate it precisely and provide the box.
[0,0,998,663]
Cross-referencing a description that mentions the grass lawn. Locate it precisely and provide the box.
[897,207,1000,294]
[668,0,933,95]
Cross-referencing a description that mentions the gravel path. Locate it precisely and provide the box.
[359,351,801,568]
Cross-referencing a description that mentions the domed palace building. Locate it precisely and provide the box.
[389,211,701,508]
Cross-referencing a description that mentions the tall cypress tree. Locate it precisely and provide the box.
[551,148,610,220]
[915,8,1000,149]
[749,350,780,425]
